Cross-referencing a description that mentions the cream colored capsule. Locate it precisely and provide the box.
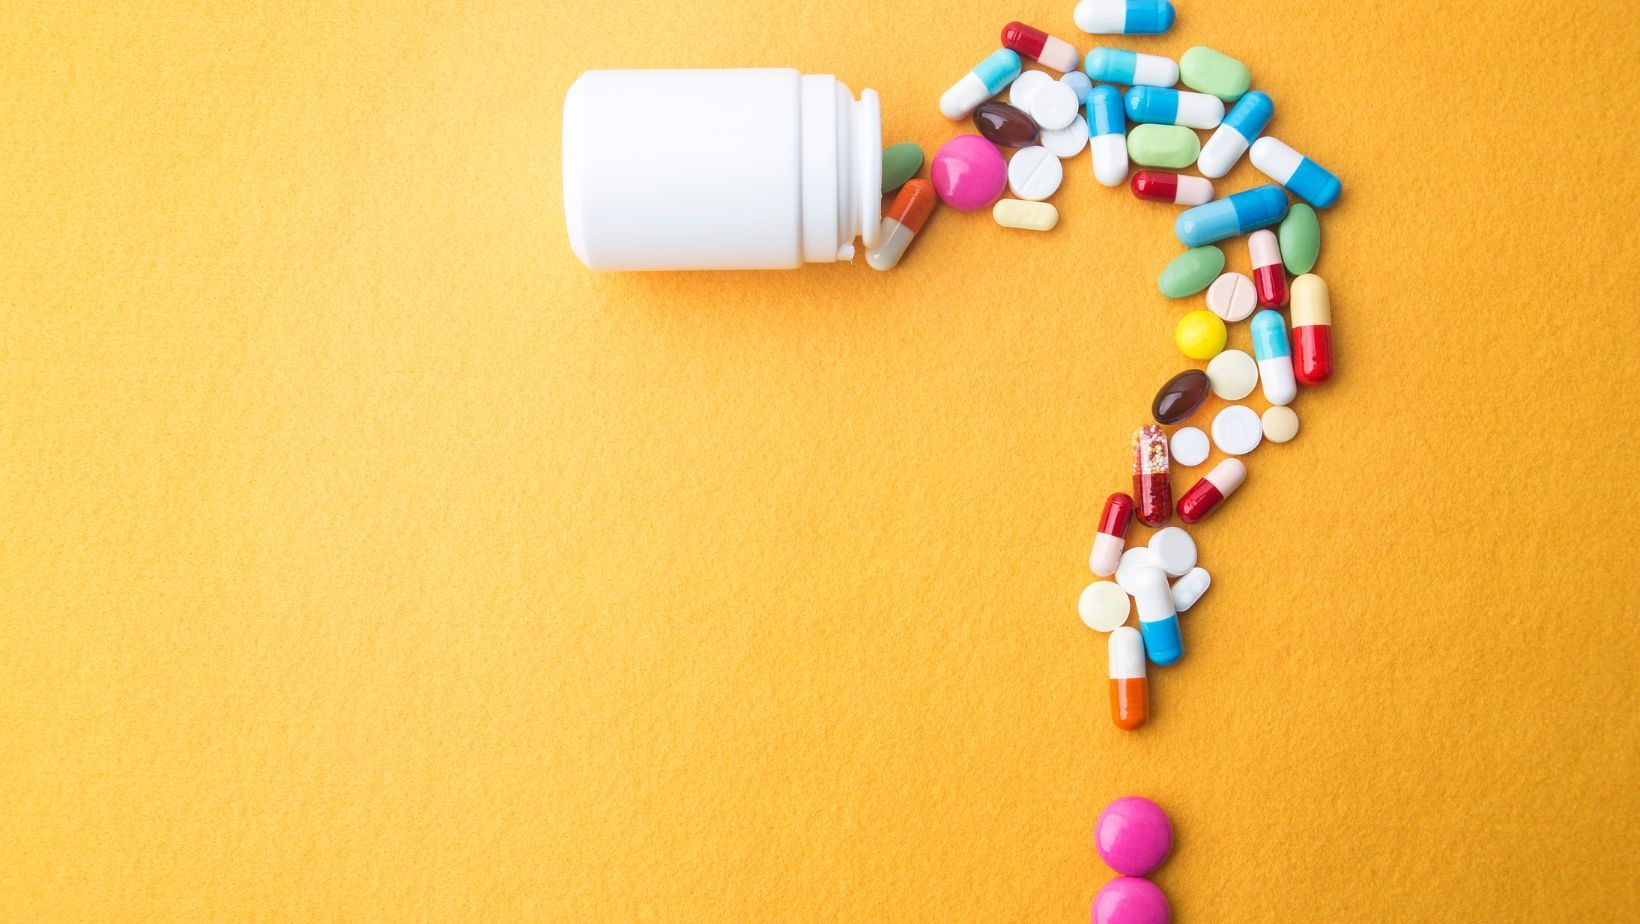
[992,199,1059,231]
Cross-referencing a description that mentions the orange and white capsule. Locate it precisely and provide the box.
[1108,625,1148,730]
[1291,273,1333,386]
[866,179,937,271]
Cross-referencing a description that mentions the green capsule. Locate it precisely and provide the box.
[881,143,923,194]
[1279,203,1320,274]
[1179,46,1251,103]
[1127,125,1200,169]
[1159,246,1226,298]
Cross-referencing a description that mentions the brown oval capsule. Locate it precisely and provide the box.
[973,101,1040,148]
[1152,370,1211,425]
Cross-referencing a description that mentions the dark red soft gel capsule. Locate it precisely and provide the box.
[1151,370,1210,424]
[973,101,1039,148]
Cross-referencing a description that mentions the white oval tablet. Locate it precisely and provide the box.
[1026,81,1080,130]
[1040,115,1090,158]
[1115,546,1161,596]
[1262,405,1300,443]
[1211,404,1264,455]
[1206,272,1256,322]
[993,198,1058,231]
[1206,349,1258,400]
[1170,426,1210,467]
[1009,70,1055,109]
[1007,146,1063,201]
[1170,567,1211,612]
[1148,526,1197,577]
[1078,580,1131,631]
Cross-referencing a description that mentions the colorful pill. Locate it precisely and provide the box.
[1086,85,1129,187]
[1130,170,1213,205]
[1074,0,1176,35]
[1291,273,1333,386]
[1175,184,1288,247]
[1124,86,1224,129]
[940,49,1022,120]
[1250,309,1297,405]
[1197,90,1271,178]
[1083,47,1179,87]
[1131,566,1181,666]
[865,179,936,272]
[1132,424,1171,527]
[1108,626,1148,730]
[1091,492,1135,576]
[1177,458,1245,524]
[1248,230,1287,307]
[1001,21,1080,73]
[1250,136,1342,208]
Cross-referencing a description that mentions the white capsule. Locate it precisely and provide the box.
[1170,567,1211,612]
[1089,133,1129,188]
[1108,625,1146,679]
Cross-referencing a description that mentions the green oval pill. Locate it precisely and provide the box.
[1127,125,1201,169]
[881,142,923,194]
[1179,46,1251,102]
[1279,203,1320,274]
[1160,246,1226,298]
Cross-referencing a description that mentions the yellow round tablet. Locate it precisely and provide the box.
[1262,405,1300,443]
[1175,310,1227,360]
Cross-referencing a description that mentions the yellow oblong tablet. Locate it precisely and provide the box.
[992,198,1058,231]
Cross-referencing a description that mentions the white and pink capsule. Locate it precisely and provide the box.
[1090,492,1135,576]
[1177,459,1246,524]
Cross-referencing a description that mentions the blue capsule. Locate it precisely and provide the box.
[1174,185,1289,246]
[1083,47,1179,87]
[1073,1,1175,35]
[1124,86,1225,129]
[1197,91,1273,178]
[1250,137,1342,208]
[1086,85,1126,138]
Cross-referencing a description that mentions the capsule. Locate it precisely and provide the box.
[940,49,1023,120]
[865,180,937,272]
[1170,567,1211,612]
[1074,0,1176,35]
[1083,47,1179,87]
[1250,137,1341,208]
[1131,170,1213,206]
[1086,85,1129,188]
[1002,21,1080,73]
[1249,309,1297,405]
[1175,184,1288,247]
[1197,90,1271,178]
[1132,424,1171,527]
[1291,273,1333,386]
[1177,458,1246,524]
[1248,230,1287,307]
[1108,626,1148,730]
[1131,566,1181,666]
[1090,492,1135,576]
[1124,87,1224,130]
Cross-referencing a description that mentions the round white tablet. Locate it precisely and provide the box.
[1115,546,1161,596]
[1008,70,1055,109]
[1007,146,1063,201]
[1206,349,1258,400]
[1078,580,1131,632]
[1262,405,1300,443]
[1148,527,1197,577]
[1040,115,1090,158]
[1026,81,1080,130]
[1211,404,1264,455]
[1170,426,1210,467]
[1205,272,1256,322]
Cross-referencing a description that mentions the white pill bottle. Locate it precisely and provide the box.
[563,69,881,271]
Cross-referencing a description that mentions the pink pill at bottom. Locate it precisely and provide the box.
[1095,795,1173,876]
[1091,876,1170,924]
[929,134,1008,211]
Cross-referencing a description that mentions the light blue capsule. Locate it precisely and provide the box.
[1124,86,1178,124]
[1221,91,1273,143]
[1250,309,1292,361]
[1250,137,1342,208]
[1074,1,1176,35]
[973,49,1023,92]
[1139,613,1182,665]
[1174,184,1289,246]
[1086,85,1126,137]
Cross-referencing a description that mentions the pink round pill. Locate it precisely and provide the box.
[1095,796,1173,876]
[929,134,1007,211]
[1090,877,1170,924]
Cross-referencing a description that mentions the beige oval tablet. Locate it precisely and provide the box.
[992,199,1059,231]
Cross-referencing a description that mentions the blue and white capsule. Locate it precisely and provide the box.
[1250,309,1298,406]
[1250,137,1342,208]
[1197,90,1272,178]
[1124,87,1224,130]
[940,49,1022,120]
[1074,0,1175,35]
[1084,47,1179,87]
[1086,85,1129,188]
[1131,566,1181,666]
[1174,184,1288,246]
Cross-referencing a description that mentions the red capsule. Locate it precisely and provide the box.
[1090,493,1134,576]
[1177,459,1246,524]
[1248,230,1288,308]
[1000,21,1080,73]
[1291,273,1333,386]
[1130,170,1214,206]
[1132,425,1171,528]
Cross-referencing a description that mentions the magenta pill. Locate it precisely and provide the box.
[1095,796,1173,876]
[929,134,1007,211]
[1090,877,1170,924]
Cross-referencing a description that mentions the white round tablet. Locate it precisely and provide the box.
[1148,527,1197,577]
[1007,146,1063,201]
[1059,71,1093,103]
[1211,404,1264,455]
[1170,426,1210,467]
[1078,580,1131,632]
[1206,349,1258,400]
[1040,115,1089,158]
[1262,405,1300,443]
[1205,272,1256,322]
[1026,81,1079,130]
[1115,546,1161,596]
[1008,70,1055,109]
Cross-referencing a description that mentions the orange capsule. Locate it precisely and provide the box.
[866,179,937,271]
[1108,625,1148,730]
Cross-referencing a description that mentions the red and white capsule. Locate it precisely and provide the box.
[1130,170,1214,206]
[1292,273,1333,386]
[1090,492,1135,576]
[1248,229,1287,307]
[1001,21,1081,73]
[1177,458,1246,524]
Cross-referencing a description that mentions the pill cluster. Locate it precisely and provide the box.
[1091,795,1175,924]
